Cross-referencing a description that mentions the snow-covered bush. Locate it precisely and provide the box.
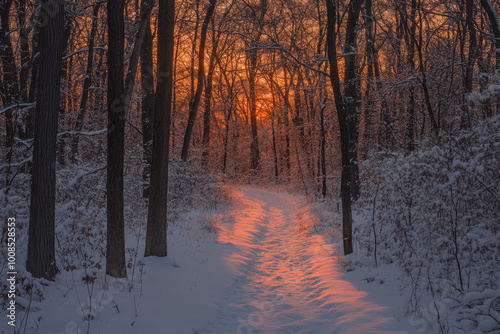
[167,157,232,223]
[355,116,500,332]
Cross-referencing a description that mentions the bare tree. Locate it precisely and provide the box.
[70,0,103,162]
[145,0,175,257]
[106,0,127,278]
[26,0,64,279]
[245,0,267,171]
[326,0,364,255]
[141,16,155,198]
[181,0,217,161]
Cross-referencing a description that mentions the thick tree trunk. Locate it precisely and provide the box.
[106,0,127,278]
[145,0,175,257]
[26,0,64,280]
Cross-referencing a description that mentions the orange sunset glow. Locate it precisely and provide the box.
[1,0,499,333]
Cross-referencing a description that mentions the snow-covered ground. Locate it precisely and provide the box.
[199,188,411,334]
[3,187,422,334]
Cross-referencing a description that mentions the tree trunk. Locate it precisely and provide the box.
[343,0,363,201]
[141,21,154,198]
[480,0,500,66]
[319,97,327,197]
[17,0,29,103]
[271,116,279,183]
[17,0,32,139]
[57,11,76,166]
[362,0,375,157]
[480,0,500,114]
[248,52,261,170]
[218,56,235,175]
[202,19,218,166]
[373,54,394,150]
[145,0,175,257]
[282,68,291,175]
[326,0,363,255]
[70,0,102,162]
[106,0,127,278]
[181,0,217,161]
[319,76,327,198]
[123,0,155,114]
[26,0,64,280]
[246,0,267,171]
[0,0,19,166]
[403,0,417,152]
[462,0,477,128]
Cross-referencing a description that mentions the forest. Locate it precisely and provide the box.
[1,0,499,333]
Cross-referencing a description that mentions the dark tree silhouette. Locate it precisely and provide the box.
[181,0,217,161]
[106,0,127,278]
[326,0,363,255]
[145,0,175,257]
[26,0,64,279]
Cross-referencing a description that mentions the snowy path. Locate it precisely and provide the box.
[199,188,404,334]
[12,187,412,334]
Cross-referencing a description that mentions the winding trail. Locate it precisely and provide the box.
[200,188,403,334]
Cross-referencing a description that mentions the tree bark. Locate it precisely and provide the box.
[326,0,363,255]
[106,0,127,278]
[145,0,175,257]
[343,0,363,201]
[26,0,64,280]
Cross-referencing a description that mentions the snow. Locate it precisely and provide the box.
[201,188,409,334]
[1,187,416,333]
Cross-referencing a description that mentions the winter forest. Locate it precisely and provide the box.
[1,0,500,332]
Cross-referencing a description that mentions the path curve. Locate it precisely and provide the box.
[200,188,402,334]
